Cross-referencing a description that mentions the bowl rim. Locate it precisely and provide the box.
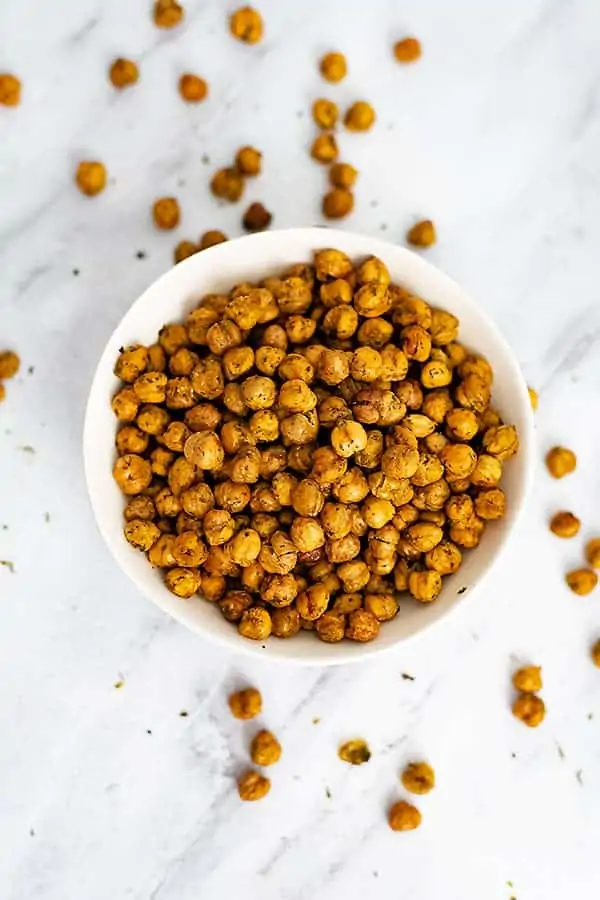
[83,227,535,667]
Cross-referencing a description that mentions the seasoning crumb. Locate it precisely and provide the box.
[136,250,147,260]
[312,717,321,724]
[28,365,35,374]
[338,739,371,765]
[587,712,594,720]
[29,828,35,837]
[18,445,36,454]
[72,269,80,277]
[576,768,584,785]
[457,586,467,595]
[325,786,332,799]
[401,673,415,681]
[146,729,152,735]
[0,560,15,574]
[114,679,125,690]
[179,710,189,717]
[556,743,566,760]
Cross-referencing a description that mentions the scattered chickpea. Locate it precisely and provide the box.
[512,693,545,728]
[388,800,422,832]
[401,761,435,794]
[243,202,272,232]
[153,197,180,230]
[109,58,139,89]
[311,132,338,164]
[394,37,422,63]
[512,665,542,693]
[179,73,208,102]
[549,511,580,539]
[329,162,358,190]
[545,446,576,479]
[229,6,263,43]
[228,686,262,719]
[323,188,354,220]
[338,739,371,765]
[0,73,21,106]
[407,219,436,247]
[75,161,107,197]
[199,230,228,250]
[250,729,282,766]
[591,639,600,668]
[344,101,375,132]
[312,98,338,129]
[0,351,20,380]
[174,240,198,263]
[211,167,245,202]
[566,568,598,596]
[235,145,262,175]
[153,0,184,29]
[237,770,270,801]
[319,51,347,83]
[586,538,600,569]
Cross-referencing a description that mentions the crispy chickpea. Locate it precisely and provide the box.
[199,572,226,602]
[411,454,443,488]
[165,567,201,598]
[326,534,360,563]
[455,373,490,413]
[364,593,399,621]
[0,351,18,381]
[255,346,285,377]
[172,531,209,567]
[178,73,208,103]
[362,497,395,529]
[243,202,272,232]
[249,410,278,443]
[545,446,576,479]
[271,607,301,638]
[203,509,235,546]
[353,283,390,318]
[311,132,338,164]
[590,639,600,667]
[116,425,149,456]
[419,359,451,389]
[337,560,370,592]
[381,444,420,480]
[394,36,422,63]
[168,458,197,497]
[221,346,254,382]
[480,424,518,462]
[152,197,180,230]
[330,593,361,615]
[549,511,580,539]
[235,145,262,176]
[406,522,443,552]
[250,729,282,766]
[187,307,219,345]
[320,502,353,539]
[439,443,477,480]
[331,420,368,458]
[164,377,195,410]
[344,101,375,132]
[289,517,324,554]
[401,762,435,797]
[322,306,359,340]
[220,589,252,620]
[320,279,353,309]
[395,379,422,410]
[350,347,382,382]
[400,324,431,362]
[155,487,181,518]
[322,188,354,220]
[513,666,542,693]
[259,531,297,575]
[280,410,319,447]
[291,474,324,517]
[223,384,247,416]
[180,483,214,519]
[207,319,242,357]
[153,0,184,28]
[133,372,167,404]
[445,408,478,442]
[314,248,353,281]
[113,454,152,495]
[148,533,177,566]
[294,584,328,621]
[75,161,107,196]
[241,376,276,410]
[230,6,263,43]
[183,431,224,471]
[314,612,345,643]
[124,495,156,523]
[159,323,188,355]
[449,522,484,549]
[566,568,598,596]
[388,800,421,831]
[424,540,462,575]
[229,686,262,719]
[239,606,272,640]
[470,454,502,488]
[124,519,161,552]
[199,230,228,251]
[586,538,600,569]
[312,98,338,129]
[0,73,21,106]
[109,57,139,89]
[311,447,347,485]
[319,51,347,83]
[408,569,442,603]
[378,345,408,382]
[261,573,298,607]
[407,219,436,247]
[150,446,174,477]
[211,167,245,202]
[333,468,369,504]
[346,608,380,642]
[474,488,506,520]
[512,693,545,728]
[329,163,358,189]
[238,769,270,801]
[168,347,198,377]
[278,379,317,414]
[444,497,475,525]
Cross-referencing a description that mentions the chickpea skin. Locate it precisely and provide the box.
[512,666,542,693]
[153,197,180,230]
[407,219,436,247]
[250,730,282,766]
[512,693,545,728]
[344,101,375,132]
[75,161,107,196]
[109,58,139,89]
[345,609,380,642]
[566,568,598,596]
[238,770,270,801]
[545,446,576,479]
[319,51,347,83]
[388,800,422,832]
[401,761,435,795]
[230,6,263,43]
[179,73,208,102]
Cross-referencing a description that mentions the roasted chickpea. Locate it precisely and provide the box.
[311,447,347,486]
[345,608,379,642]
[0,73,21,106]
[314,612,345,643]
[312,98,338,129]
[314,248,353,281]
[329,420,367,459]
[198,572,226,602]
[322,188,354,220]
[165,567,201,598]
[318,503,352,540]
[311,132,338,165]
[364,593,398,621]
[406,522,443,552]
[407,219,436,247]
[474,488,506,520]
[329,163,358,189]
[153,0,184,28]
[124,518,161,552]
[271,606,301,638]
[445,408,478,441]
[250,729,282,766]
[353,283,390,319]
[230,6,263,43]
[394,36,422,63]
[172,531,209,567]
[439,443,477,480]
[259,573,296,608]
[238,606,272,640]
[259,531,297,575]
[549,511,580,539]
[296,584,330,620]
[566,568,597,596]
[113,454,152,495]
[470,454,502,488]
[220,589,252,620]
[585,538,600,569]
[344,101,375,132]
[401,761,435,796]
[124,495,156,523]
[75,161,107,196]
[238,769,270,801]
[148,533,177,567]
[424,540,462,575]
[228,686,262,719]
[242,202,272,232]
[114,346,148,383]
[381,444,420,480]
[388,800,422,832]
[512,665,542,693]
[512,693,545,728]
[111,386,140,422]
[331,468,368,505]
[408,569,442,603]
[288,517,324,553]
[401,325,431,362]
[210,167,245,202]
[183,431,224,471]
[545,445,576,479]
[240,375,276,411]
[235,145,262,175]
[116,425,149,456]
[153,197,180,230]
[319,51,347,83]
[326,534,361,563]
[322,305,359,340]
[178,73,208,102]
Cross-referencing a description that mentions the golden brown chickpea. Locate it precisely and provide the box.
[202,509,235,546]
[280,410,319,447]
[113,454,152,496]
[512,693,545,728]
[354,283,391,319]
[444,408,478,442]
[474,488,506,520]
[165,377,195,410]
[408,569,442,603]
[445,498,475,528]
[322,306,359,340]
[199,572,226,602]
[407,219,436,247]
[241,375,276,410]
[223,384,247,415]
[277,379,316,414]
[149,446,174,477]
[364,593,399,621]
[206,319,242,357]
[238,769,270,801]
[253,346,284,377]
[312,98,338,129]
[401,761,435,796]
[295,584,329,620]
[178,72,208,103]
[566,568,598,596]
[172,531,209,567]
[449,521,484,549]
[455,373,490,413]
[315,612,346,643]
[326,534,361,563]
[424,540,462,575]
[165,566,201,598]
[428,309,458,346]
[344,101,375,132]
[393,380,421,412]
[249,729,281,766]
[249,410,278,443]
[259,531,297,575]
[337,560,370,593]
[112,387,140,423]
[311,447,347,485]
[401,324,432,362]
[388,800,422,832]
[329,593,360,615]
[361,497,394,529]
[410,454,443,488]
[153,0,184,27]
[168,457,197,496]
[114,346,148,383]
[439,443,477,480]
[228,687,262,721]
[381,444,420,481]
[155,487,181,518]
[148,533,177,567]
[75,161,107,196]
[353,390,405,427]
[230,6,263,43]
[330,420,368,458]
[0,73,21,106]
[124,495,156,523]
[512,665,542,693]
[210,167,245,202]
[394,36,422,63]
[219,589,252,620]
[271,606,301,638]
[285,315,316,344]
[320,279,353,309]
[225,529,260,568]
[549,511,580,539]
[186,307,219,345]
[109,57,139,89]
[132,371,167,404]
[168,347,198,377]
[235,145,262,176]
[393,504,420,532]
[278,352,315,383]
[319,502,352,540]
[288,517,324,553]
[332,468,370,505]
[190,360,224,402]
[115,425,149,456]
[349,347,382,382]
[585,538,600,569]
[311,132,339,164]
[470,454,502,488]
[183,431,224,471]
[124,519,161,552]
[180,483,215,519]
[406,522,443,552]
[322,188,354,220]
[159,323,189,355]
[238,606,272,640]
[545,445,576,479]
[329,163,358,189]
[153,197,180,231]
[345,608,379,642]
[260,573,297,607]
[319,51,347,82]
[222,346,254,381]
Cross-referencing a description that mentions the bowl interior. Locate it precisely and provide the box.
[84,228,534,665]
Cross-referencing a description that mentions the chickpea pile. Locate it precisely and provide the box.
[111,249,518,645]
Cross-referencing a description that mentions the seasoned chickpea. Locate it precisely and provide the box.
[439,443,477,480]
[322,305,359,340]
[133,372,168,404]
[0,73,21,106]
[289,517,324,553]
[344,101,375,132]
[75,161,107,196]
[235,145,262,175]
[394,36,422,63]
[444,497,476,525]
[241,375,276,410]
[388,800,421,832]
[346,608,380,642]
[311,447,347,486]
[249,410,279,443]
[407,219,436,247]
[113,454,152,495]
[260,574,297,608]
[337,560,370,592]
[153,197,180,230]
[199,572,226,602]
[148,533,177,567]
[271,606,301,638]
[545,446,576,479]
[211,167,245,202]
[165,567,201,598]
[330,420,367,458]
[168,347,198,377]
[183,431,224,471]
[220,589,252,620]
[172,531,209,567]
[320,502,352,539]
[238,769,270,801]
[116,425,149,456]
[513,666,542,693]
[199,230,227,252]
[408,569,442,603]
[230,6,263,43]
[259,531,297,575]
[153,0,184,28]
[319,51,347,83]
[470,454,502,488]
[401,325,431,362]
[455,373,490,413]
[312,98,338,129]
[311,132,338,164]
[586,538,600,569]
[112,387,140,421]
[278,379,317,414]
[474,488,506,520]
[364,593,398,621]
[229,686,262,719]
[115,346,148,383]
[479,425,518,463]
[206,320,242,357]
[549,511,580,538]
[314,248,353,280]
[381,444,420,480]
[332,468,369,505]
[291,477,325,516]
[406,522,443,552]
[322,188,354,220]
[512,693,545,728]
[124,519,161,552]
[250,729,282,766]
[254,346,285,376]
[349,347,381,382]
[353,283,390,319]
[239,606,272,640]
[445,408,478,441]
[296,584,330,620]
[314,612,345,643]
[221,346,254,381]
[178,72,208,102]
[243,202,272,232]
[124,495,156,523]
[424,540,462,575]
[326,534,361,563]
[566,568,597,596]
[361,497,394,529]
[330,163,358,189]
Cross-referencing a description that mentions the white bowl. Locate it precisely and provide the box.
[84,227,535,666]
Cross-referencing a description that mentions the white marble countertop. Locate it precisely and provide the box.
[2,1,600,898]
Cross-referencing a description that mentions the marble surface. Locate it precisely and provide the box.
[2,0,600,897]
